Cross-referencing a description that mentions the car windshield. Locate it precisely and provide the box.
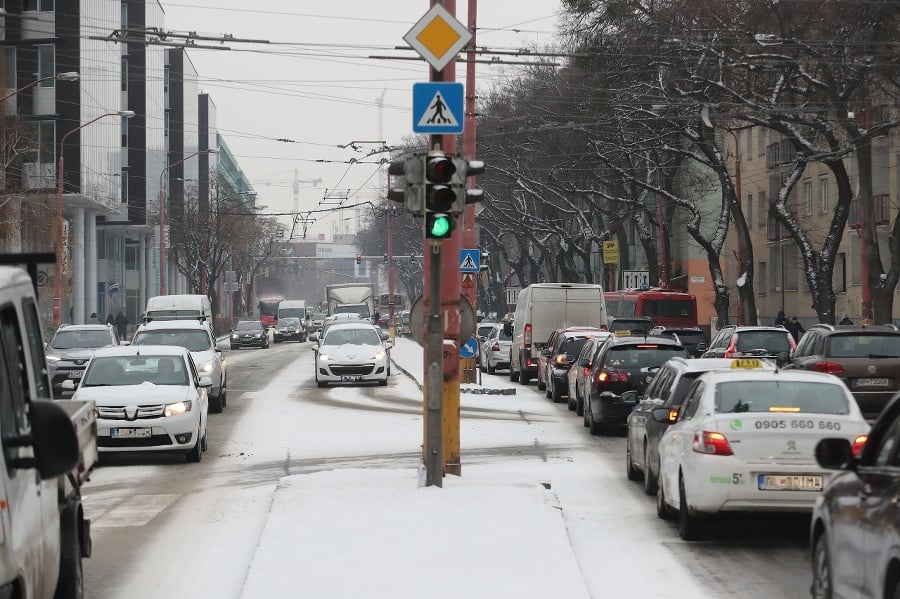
[497,327,512,341]
[82,356,189,387]
[335,305,369,318]
[51,330,111,349]
[477,324,495,338]
[607,345,684,369]
[279,318,300,327]
[715,380,849,415]
[610,320,653,334]
[828,334,900,358]
[132,330,211,352]
[560,337,590,358]
[236,322,263,331]
[665,331,706,344]
[735,331,792,352]
[323,328,381,346]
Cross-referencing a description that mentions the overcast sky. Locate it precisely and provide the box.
[160,1,563,240]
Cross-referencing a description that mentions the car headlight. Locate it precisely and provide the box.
[164,400,192,417]
[255,333,263,338]
[198,362,214,373]
[231,334,239,340]
[318,354,330,362]
[372,351,385,360]
[46,355,62,364]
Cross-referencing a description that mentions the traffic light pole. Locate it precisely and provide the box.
[425,240,443,487]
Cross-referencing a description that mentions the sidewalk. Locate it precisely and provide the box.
[239,338,590,598]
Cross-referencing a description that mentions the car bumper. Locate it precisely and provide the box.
[589,393,637,425]
[274,332,302,341]
[681,457,834,514]
[50,368,87,396]
[231,337,266,347]
[316,359,388,383]
[97,412,200,453]
[851,390,895,419]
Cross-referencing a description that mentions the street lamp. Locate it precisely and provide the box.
[0,71,78,103]
[159,148,218,295]
[53,109,135,327]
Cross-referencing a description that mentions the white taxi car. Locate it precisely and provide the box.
[655,364,869,540]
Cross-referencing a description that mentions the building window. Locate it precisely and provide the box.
[2,47,16,90]
[121,1,127,28]
[757,191,767,227]
[784,243,798,291]
[25,120,54,164]
[97,229,105,260]
[121,115,128,148]
[37,45,54,87]
[819,175,829,213]
[758,262,766,295]
[833,252,846,293]
[121,57,128,92]
[125,244,139,270]
[758,128,767,156]
[746,193,753,228]
[746,128,753,160]
[770,246,780,292]
[803,178,812,216]
[121,168,128,204]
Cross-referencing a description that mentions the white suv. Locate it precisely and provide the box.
[131,320,227,412]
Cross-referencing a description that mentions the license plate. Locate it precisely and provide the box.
[110,428,151,439]
[854,377,890,387]
[68,371,83,379]
[758,474,823,491]
[341,375,363,382]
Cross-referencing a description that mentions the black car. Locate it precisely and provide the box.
[230,320,270,349]
[273,317,304,343]
[584,335,686,434]
[649,326,708,358]
[811,389,900,599]
[541,331,596,403]
[45,324,121,396]
[607,317,655,336]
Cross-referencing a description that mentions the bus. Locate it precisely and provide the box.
[377,293,403,327]
[257,295,284,328]
[604,287,697,328]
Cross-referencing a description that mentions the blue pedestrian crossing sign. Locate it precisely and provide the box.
[459,249,479,272]
[460,335,478,359]
[412,82,464,134]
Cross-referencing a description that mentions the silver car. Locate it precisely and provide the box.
[479,323,512,374]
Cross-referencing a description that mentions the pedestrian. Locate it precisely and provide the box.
[839,313,853,325]
[774,310,786,328]
[788,317,805,342]
[90,312,103,324]
[115,309,128,340]
[106,313,115,326]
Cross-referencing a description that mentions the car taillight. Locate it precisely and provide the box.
[524,324,532,348]
[692,431,734,456]
[852,434,867,457]
[723,336,738,358]
[595,370,627,385]
[491,343,500,351]
[583,367,590,376]
[813,362,845,375]
[554,354,567,365]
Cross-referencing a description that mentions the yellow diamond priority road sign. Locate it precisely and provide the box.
[403,4,472,72]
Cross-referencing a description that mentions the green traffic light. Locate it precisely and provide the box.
[426,213,454,239]
[431,216,451,237]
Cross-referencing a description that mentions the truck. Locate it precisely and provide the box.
[0,253,97,599]
[325,283,375,322]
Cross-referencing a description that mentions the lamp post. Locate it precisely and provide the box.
[0,71,78,103]
[53,109,135,327]
[158,149,217,295]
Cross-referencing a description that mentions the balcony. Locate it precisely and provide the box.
[23,162,55,190]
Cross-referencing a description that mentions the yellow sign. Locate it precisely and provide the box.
[403,4,472,72]
[731,358,763,369]
[602,241,619,264]
[613,329,631,337]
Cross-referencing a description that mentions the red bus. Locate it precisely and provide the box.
[257,295,284,328]
[604,287,697,328]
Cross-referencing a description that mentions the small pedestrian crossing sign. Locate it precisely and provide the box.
[459,249,479,272]
[413,82,464,134]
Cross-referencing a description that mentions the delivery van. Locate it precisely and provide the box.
[507,283,607,384]
[144,294,212,323]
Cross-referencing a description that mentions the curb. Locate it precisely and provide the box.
[390,356,516,395]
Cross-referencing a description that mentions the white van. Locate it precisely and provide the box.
[508,283,607,384]
[144,294,212,323]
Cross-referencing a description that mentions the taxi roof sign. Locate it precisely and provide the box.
[403,4,472,72]
[731,358,764,369]
[613,330,632,337]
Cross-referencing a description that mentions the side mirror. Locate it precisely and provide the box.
[198,375,213,388]
[651,407,679,424]
[540,349,551,357]
[815,438,855,470]
[7,399,79,479]
[61,379,76,391]
[621,389,639,403]
[383,338,394,349]
[578,358,589,368]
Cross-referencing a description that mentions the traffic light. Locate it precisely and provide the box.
[383,254,388,265]
[450,157,486,213]
[387,155,424,214]
[424,151,457,240]
[356,253,361,265]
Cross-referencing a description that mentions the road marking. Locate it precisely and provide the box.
[92,494,179,528]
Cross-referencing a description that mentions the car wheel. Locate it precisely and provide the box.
[583,397,591,428]
[378,378,387,387]
[316,377,328,388]
[551,380,564,403]
[657,478,675,520]
[230,345,238,350]
[626,435,641,481]
[186,428,202,463]
[537,374,546,391]
[678,474,703,541]
[520,365,530,385]
[201,430,208,452]
[54,502,83,599]
[567,390,576,411]
[487,361,495,375]
[209,392,224,414]
[811,533,833,599]
[545,380,552,398]
[643,445,659,496]
[576,390,584,416]
[509,362,519,382]
[220,384,227,408]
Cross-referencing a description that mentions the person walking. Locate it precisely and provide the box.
[115,309,128,340]
[774,310,786,328]
[788,317,805,342]
[106,313,115,326]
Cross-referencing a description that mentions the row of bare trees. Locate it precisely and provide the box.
[357,0,899,324]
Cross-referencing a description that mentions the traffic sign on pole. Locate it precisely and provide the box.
[413,83,464,134]
[403,4,472,72]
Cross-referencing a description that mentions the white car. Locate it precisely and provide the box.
[131,319,227,413]
[480,323,512,374]
[314,322,392,387]
[655,368,869,541]
[68,345,210,462]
